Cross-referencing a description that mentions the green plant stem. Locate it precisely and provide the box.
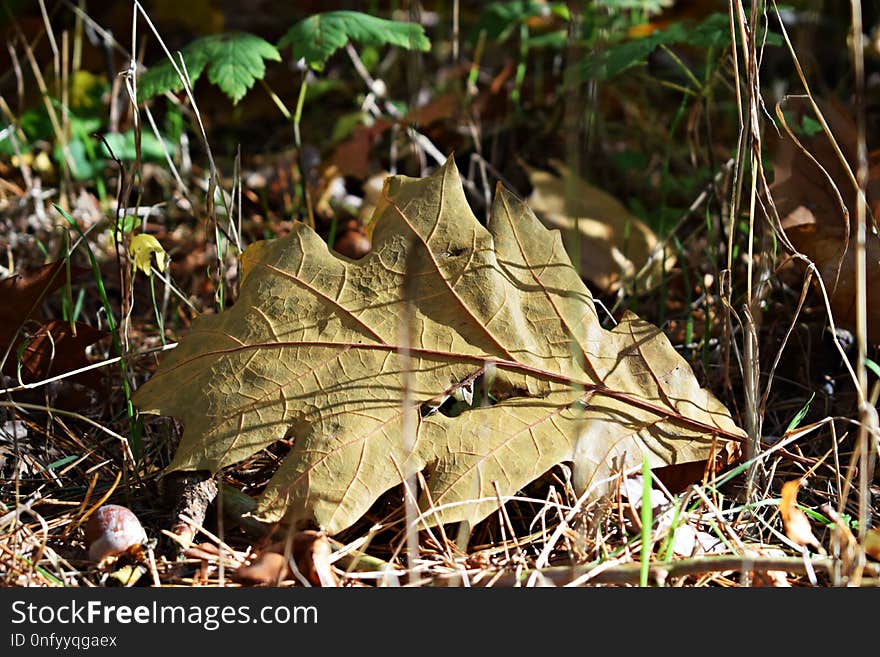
[512,22,529,107]
[659,44,703,92]
[672,235,693,345]
[259,78,292,121]
[261,76,317,229]
[467,31,486,96]
[292,74,315,228]
[326,214,339,252]
[657,80,698,97]
[659,498,684,562]
[293,74,309,149]
[640,456,653,587]
[63,230,74,331]
[56,205,141,459]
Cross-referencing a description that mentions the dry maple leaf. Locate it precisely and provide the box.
[134,158,743,535]
[11,320,107,389]
[0,262,104,388]
[0,261,69,350]
[525,160,672,293]
[865,528,880,562]
[233,531,337,587]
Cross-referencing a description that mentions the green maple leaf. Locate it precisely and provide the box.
[278,11,430,70]
[138,32,280,104]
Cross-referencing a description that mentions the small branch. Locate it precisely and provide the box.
[437,555,878,587]
[162,471,218,556]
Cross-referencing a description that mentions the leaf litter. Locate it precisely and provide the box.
[0,261,105,389]
[769,97,880,344]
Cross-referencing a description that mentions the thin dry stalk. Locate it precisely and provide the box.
[14,24,75,187]
[132,1,238,310]
[848,0,876,559]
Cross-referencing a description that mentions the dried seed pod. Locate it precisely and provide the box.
[84,504,147,562]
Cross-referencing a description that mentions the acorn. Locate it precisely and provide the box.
[83,504,147,562]
[333,229,371,260]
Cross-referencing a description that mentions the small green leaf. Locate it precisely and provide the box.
[578,12,781,82]
[581,23,687,80]
[46,455,79,471]
[118,215,138,234]
[782,110,826,138]
[56,138,98,181]
[469,1,569,44]
[470,1,545,43]
[100,130,173,162]
[525,30,568,49]
[137,45,212,102]
[205,34,281,104]
[330,111,368,143]
[785,392,814,434]
[686,12,734,48]
[801,115,823,136]
[277,11,430,71]
[598,0,672,10]
[138,32,280,104]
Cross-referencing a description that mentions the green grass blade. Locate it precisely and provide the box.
[640,456,652,587]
